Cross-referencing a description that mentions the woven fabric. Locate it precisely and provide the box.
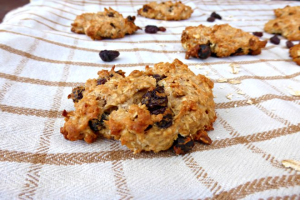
[0,0,300,199]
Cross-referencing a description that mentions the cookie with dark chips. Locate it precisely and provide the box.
[274,5,300,17]
[181,24,267,59]
[289,43,300,66]
[60,59,216,154]
[71,7,140,40]
[137,1,193,21]
[264,14,300,41]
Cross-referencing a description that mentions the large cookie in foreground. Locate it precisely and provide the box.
[290,43,300,66]
[264,14,300,41]
[137,1,193,21]
[60,59,216,154]
[71,7,140,40]
[181,24,267,59]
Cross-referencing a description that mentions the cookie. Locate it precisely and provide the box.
[60,59,216,154]
[137,1,193,21]
[264,15,300,41]
[71,7,140,40]
[289,43,300,66]
[181,24,267,59]
[274,5,300,17]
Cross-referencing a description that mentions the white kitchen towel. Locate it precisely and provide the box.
[0,0,299,199]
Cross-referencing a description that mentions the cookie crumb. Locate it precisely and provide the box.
[237,90,245,95]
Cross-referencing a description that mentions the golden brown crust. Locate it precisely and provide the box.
[71,7,140,40]
[137,1,193,21]
[60,59,217,154]
[264,14,300,41]
[181,24,267,59]
[274,5,300,17]
[289,44,300,66]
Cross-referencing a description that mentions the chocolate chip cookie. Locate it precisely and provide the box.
[264,14,300,41]
[71,7,140,40]
[181,24,267,59]
[274,5,300,17]
[60,59,216,154]
[289,43,300,65]
[137,1,193,21]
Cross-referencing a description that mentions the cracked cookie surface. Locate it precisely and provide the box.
[137,1,193,21]
[264,14,300,41]
[274,5,300,17]
[71,7,140,40]
[60,59,216,154]
[181,24,267,59]
[290,44,300,66]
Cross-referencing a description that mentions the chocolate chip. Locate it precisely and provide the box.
[107,12,114,17]
[141,86,168,114]
[127,16,135,22]
[270,35,280,45]
[97,78,107,85]
[110,23,115,28]
[158,27,166,32]
[198,44,211,59]
[253,32,263,37]
[88,113,108,132]
[69,86,85,103]
[156,114,173,129]
[99,50,120,62]
[151,74,167,83]
[173,135,195,155]
[207,17,215,22]
[143,5,151,12]
[211,12,222,20]
[145,25,158,34]
[168,6,173,12]
[286,41,294,48]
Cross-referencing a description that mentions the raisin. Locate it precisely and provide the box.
[173,135,195,155]
[198,44,211,59]
[97,78,107,85]
[127,16,135,22]
[141,86,168,114]
[89,119,102,132]
[151,74,166,83]
[270,35,280,45]
[156,114,173,129]
[88,113,109,132]
[69,86,85,103]
[115,70,126,77]
[207,16,215,22]
[143,5,151,12]
[145,25,158,34]
[211,12,222,20]
[110,23,115,28]
[286,41,294,48]
[158,27,166,32]
[99,50,120,62]
[145,125,152,131]
[168,6,173,12]
[253,32,263,37]
[107,12,114,17]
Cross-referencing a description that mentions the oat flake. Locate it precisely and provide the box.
[282,160,300,171]
[229,79,241,84]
